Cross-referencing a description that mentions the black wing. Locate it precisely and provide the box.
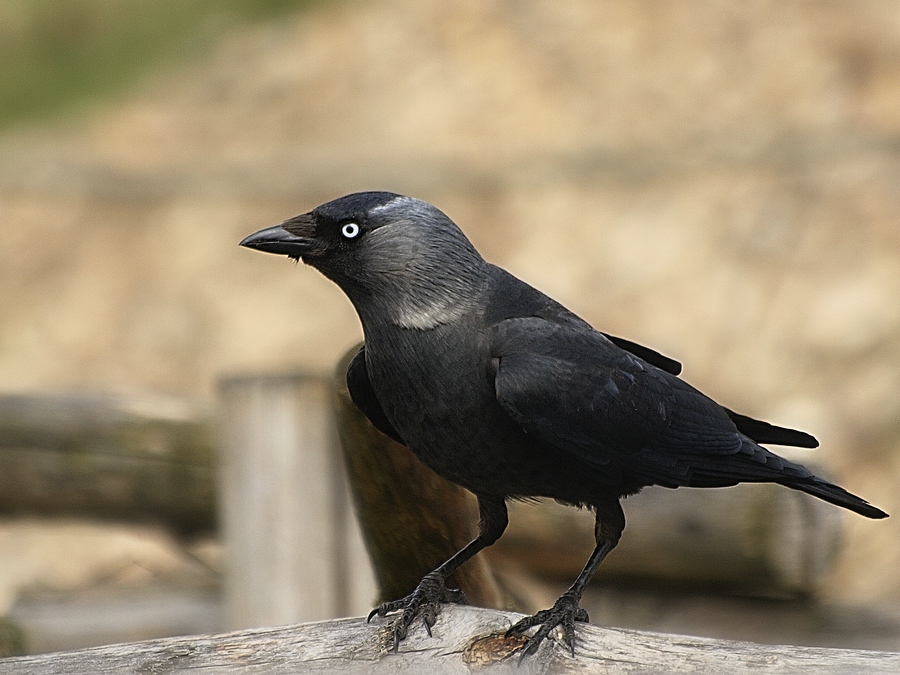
[599,333,816,447]
[600,333,682,376]
[346,345,406,445]
[483,265,685,375]
[723,408,818,448]
[490,318,812,489]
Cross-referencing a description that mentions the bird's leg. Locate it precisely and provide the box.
[368,495,507,651]
[507,499,625,658]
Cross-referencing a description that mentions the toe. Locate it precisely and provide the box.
[391,618,409,650]
[561,621,577,655]
[506,610,545,637]
[368,574,467,649]
[422,605,438,636]
[368,596,409,622]
[508,595,588,658]
[517,631,546,662]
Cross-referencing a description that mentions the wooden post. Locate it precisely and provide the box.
[217,374,377,629]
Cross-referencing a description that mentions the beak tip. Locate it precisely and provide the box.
[239,224,316,258]
[238,233,258,249]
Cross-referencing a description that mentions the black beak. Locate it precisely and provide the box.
[240,214,319,258]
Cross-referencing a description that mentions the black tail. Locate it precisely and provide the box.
[787,476,888,519]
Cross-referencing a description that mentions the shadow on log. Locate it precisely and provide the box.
[4,604,900,674]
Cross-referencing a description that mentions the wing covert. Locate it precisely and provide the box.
[491,318,745,486]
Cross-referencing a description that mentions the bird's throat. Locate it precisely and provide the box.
[392,295,470,330]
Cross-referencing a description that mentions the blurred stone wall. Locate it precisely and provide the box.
[1,0,898,605]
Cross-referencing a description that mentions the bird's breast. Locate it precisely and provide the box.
[363,325,523,491]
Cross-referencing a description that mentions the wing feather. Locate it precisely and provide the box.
[490,318,792,489]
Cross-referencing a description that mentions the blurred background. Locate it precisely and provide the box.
[1,0,899,659]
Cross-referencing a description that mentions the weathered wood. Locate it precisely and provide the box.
[333,345,505,608]
[3,604,899,674]
[0,393,215,535]
[218,374,377,629]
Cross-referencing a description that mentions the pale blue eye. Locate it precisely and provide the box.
[341,222,360,239]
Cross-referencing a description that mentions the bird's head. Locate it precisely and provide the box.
[240,192,488,329]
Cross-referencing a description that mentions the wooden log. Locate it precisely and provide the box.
[332,346,505,609]
[217,374,377,630]
[0,393,215,535]
[4,604,899,674]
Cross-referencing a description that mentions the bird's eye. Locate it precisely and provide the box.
[341,222,360,239]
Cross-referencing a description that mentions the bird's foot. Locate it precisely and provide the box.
[367,571,467,651]
[505,591,589,658]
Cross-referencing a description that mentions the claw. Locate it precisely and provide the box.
[518,640,539,662]
[368,597,405,623]
[506,592,588,659]
[423,605,438,636]
[561,620,576,656]
[366,571,466,651]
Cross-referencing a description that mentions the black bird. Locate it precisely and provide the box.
[240,191,887,656]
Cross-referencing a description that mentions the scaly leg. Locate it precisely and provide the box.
[368,495,507,651]
[507,499,625,658]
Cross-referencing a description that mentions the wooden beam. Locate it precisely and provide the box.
[0,393,214,535]
[4,604,899,674]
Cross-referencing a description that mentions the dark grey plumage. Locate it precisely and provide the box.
[240,191,887,657]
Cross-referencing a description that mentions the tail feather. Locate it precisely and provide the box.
[787,477,888,519]
[684,434,887,519]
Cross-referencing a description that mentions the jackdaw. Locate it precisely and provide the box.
[240,191,887,657]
